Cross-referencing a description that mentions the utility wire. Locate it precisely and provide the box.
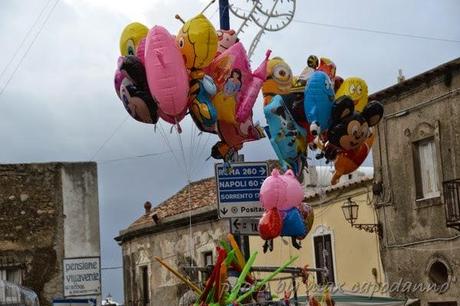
[0,0,61,98]
[97,149,173,164]
[231,5,460,43]
[291,18,460,43]
[0,0,54,81]
[89,115,129,161]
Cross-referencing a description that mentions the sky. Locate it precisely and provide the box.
[0,0,459,303]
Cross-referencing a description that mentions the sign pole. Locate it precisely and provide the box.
[219,0,230,30]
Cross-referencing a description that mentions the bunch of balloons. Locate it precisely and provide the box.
[258,169,314,252]
[262,55,384,184]
[114,15,270,163]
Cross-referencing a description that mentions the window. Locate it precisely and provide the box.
[414,137,440,200]
[0,268,22,284]
[313,234,335,285]
[201,251,213,281]
[203,252,213,267]
[140,266,149,306]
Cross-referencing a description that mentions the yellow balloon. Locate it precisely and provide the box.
[212,91,236,124]
[119,22,149,56]
[262,57,292,105]
[335,77,369,112]
[176,14,218,69]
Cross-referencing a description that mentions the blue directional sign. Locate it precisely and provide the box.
[215,162,268,218]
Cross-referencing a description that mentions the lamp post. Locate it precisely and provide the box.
[341,198,382,238]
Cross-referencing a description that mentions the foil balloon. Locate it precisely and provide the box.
[280,208,306,237]
[176,13,218,69]
[298,202,314,238]
[119,22,149,56]
[136,38,146,65]
[304,71,335,136]
[115,56,159,124]
[212,119,265,161]
[235,49,271,123]
[189,73,218,132]
[328,96,383,152]
[145,25,189,124]
[264,95,308,178]
[335,77,369,113]
[216,29,238,56]
[258,208,283,240]
[331,132,375,185]
[262,57,293,106]
[259,169,304,210]
[306,55,336,81]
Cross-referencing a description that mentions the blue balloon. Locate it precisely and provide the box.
[264,95,308,178]
[281,208,306,237]
[304,71,335,134]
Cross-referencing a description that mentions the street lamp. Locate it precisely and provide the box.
[341,197,382,238]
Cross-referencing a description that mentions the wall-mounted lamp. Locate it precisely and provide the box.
[341,197,382,238]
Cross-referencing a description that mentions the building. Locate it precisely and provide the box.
[115,178,229,306]
[371,58,460,305]
[115,164,386,305]
[0,162,101,306]
[250,166,385,297]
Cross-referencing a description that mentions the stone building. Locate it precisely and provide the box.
[115,178,229,306]
[0,162,101,306]
[371,58,460,305]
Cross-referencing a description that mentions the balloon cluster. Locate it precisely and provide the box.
[258,169,314,252]
[262,55,384,184]
[114,16,270,162]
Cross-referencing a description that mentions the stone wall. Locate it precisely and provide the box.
[0,163,65,306]
[372,62,460,304]
[0,162,100,306]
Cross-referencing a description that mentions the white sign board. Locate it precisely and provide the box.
[215,162,268,218]
[63,257,101,297]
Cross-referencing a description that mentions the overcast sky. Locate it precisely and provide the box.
[0,0,459,303]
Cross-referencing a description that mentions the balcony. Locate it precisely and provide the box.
[443,179,460,231]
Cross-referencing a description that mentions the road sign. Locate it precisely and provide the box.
[230,218,260,235]
[215,162,268,218]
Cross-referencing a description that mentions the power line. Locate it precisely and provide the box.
[0,0,54,81]
[292,18,460,43]
[231,5,460,44]
[97,149,174,164]
[89,115,129,161]
[0,0,61,98]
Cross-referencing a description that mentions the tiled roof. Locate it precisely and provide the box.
[127,160,280,229]
[128,177,217,228]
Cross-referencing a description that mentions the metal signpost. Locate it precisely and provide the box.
[215,162,268,218]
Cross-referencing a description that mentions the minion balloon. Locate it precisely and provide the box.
[262,57,293,106]
[335,77,369,113]
[119,22,149,56]
[176,14,218,70]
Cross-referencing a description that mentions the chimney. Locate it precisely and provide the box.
[144,201,152,215]
[397,69,405,83]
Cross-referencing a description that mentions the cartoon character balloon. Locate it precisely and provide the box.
[114,56,159,124]
[335,77,369,113]
[262,57,293,106]
[327,96,383,152]
[331,132,375,185]
[258,169,309,251]
[119,22,149,56]
[304,71,335,136]
[216,29,239,57]
[176,13,218,70]
[264,95,308,178]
